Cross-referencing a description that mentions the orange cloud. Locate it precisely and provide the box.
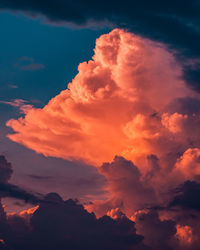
[7,29,200,220]
[174,148,200,180]
[6,29,196,168]
[19,206,39,217]
[176,225,194,245]
[162,113,188,134]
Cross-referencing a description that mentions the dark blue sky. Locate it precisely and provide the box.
[0,11,109,212]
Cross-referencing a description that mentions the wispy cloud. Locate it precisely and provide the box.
[20,63,45,71]
[8,84,18,89]
[16,56,45,71]
[0,99,33,114]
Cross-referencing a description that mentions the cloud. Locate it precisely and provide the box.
[15,57,45,71]
[27,174,53,180]
[0,156,200,249]
[0,193,146,250]
[169,181,200,211]
[6,29,196,166]
[0,156,43,205]
[175,225,195,246]
[20,63,45,71]
[8,84,18,89]
[87,156,156,217]
[0,156,13,184]
[2,189,198,250]
[0,99,33,114]
[173,148,200,181]
[135,211,176,250]
[0,183,42,204]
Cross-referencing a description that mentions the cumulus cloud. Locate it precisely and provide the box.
[176,225,193,245]
[6,29,196,166]
[135,211,176,250]
[173,149,200,181]
[87,156,156,217]
[0,156,200,249]
[0,193,146,250]
[6,28,200,219]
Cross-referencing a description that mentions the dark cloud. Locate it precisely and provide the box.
[27,174,53,180]
[0,183,42,205]
[0,156,200,249]
[0,155,42,204]
[1,0,200,89]
[135,211,176,250]
[93,156,156,217]
[183,64,200,92]
[169,181,200,211]
[0,193,147,250]
[0,156,145,249]
[165,97,200,115]
[0,156,13,184]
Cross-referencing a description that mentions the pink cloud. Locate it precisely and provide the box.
[6,29,196,167]
[0,99,33,114]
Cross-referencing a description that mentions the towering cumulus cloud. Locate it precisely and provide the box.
[6,29,196,166]
[5,29,200,249]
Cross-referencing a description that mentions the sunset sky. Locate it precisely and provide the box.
[0,1,200,250]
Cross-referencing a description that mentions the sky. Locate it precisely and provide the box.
[0,1,200,250]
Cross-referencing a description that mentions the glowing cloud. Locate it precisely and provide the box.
[6,29,196,167]
[174,148,200,180]
[176,225,194,245]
